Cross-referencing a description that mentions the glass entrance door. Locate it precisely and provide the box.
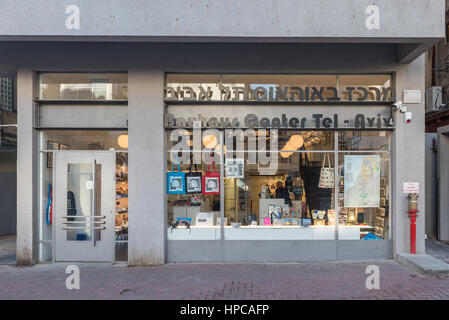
[54,151,115,262]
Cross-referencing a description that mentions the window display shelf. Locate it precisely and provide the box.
[167,225,362,240]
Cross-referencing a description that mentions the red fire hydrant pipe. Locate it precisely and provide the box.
[408,210,419,254]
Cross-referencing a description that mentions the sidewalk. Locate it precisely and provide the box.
[1,260,449,300]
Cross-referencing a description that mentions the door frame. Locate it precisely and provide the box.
[52,150,116,263]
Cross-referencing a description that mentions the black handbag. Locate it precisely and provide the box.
[186,161,202,193]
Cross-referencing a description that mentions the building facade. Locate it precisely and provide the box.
[0,0,444,265]
[425,0,449,243]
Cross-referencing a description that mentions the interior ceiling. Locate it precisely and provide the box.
[41,73,128,84]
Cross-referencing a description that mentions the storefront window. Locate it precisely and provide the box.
[166,129,222,240]
[39,73,128,101]
[38,130,128,262]
[165,128,391,241]
[165,74,392,244]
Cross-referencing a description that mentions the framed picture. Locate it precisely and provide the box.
[168,175,185,193]
[274,205,282,219]
[204,176,219,193]
[47,141,59,168]
[282,207,290,218]
[186,176,202,193]
[268,205,275,217]
[225,158,244,178]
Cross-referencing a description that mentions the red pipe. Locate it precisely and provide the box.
[408,210,419,254]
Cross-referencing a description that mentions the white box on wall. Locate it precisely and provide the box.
[403,90,422,104]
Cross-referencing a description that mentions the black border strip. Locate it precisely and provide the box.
[165,100,393,106]
[35,100,128,105]
[164,127,395,131]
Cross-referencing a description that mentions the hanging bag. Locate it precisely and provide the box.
[318,153,334,189]
[202,156,220,195]
[186,160,202,193]
[167,154,186,194]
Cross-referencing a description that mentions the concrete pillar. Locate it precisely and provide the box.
[392,54,426,255]
[16,69,38,265]
[128,70,166,265]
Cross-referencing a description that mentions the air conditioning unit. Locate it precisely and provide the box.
[426,86,442,112]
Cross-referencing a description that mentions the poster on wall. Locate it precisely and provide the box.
[344,155,380,208]
[225,158,244,178]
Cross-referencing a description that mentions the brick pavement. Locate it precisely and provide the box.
[1,260,449,300]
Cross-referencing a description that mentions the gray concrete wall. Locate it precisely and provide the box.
[391,55,426,254]
[16,70,38,265]
[0,171,16,235]
[0,0,444,40]
[425,133,438,238]
[128,70,166,265]
[167,240,393,262]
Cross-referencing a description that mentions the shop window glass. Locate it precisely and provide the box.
[338,74,393,102]
[339,131,390,151]
[40,73,128,101]
[165,73,393,103]
[223,151,336,240]
[278,131,334,151]
[115,152,128,261]
[43,130,128,151]
[165,128,391,242]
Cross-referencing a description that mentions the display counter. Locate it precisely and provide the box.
[167,225,368,240]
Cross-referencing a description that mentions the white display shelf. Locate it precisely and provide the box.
[167,225,362,240]
[167,226,220,240]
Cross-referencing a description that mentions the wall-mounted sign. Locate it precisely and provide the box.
[164,85,394,103]
[403,182,419,193]
[165,112,394,129]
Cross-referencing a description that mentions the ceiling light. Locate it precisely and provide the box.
[117,134,128,149]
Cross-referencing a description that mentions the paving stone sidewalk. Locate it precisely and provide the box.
[1,260,449,300]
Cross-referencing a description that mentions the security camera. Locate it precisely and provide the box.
[392,100,402,110]
[391,100,407,113]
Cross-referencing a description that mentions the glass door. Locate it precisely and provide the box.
[54,151,115,262]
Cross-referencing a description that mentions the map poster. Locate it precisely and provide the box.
[344,155,380,208]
